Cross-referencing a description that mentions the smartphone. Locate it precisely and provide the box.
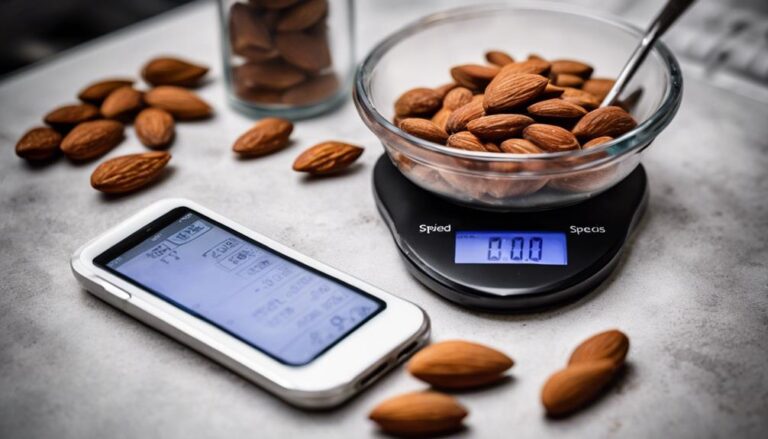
[71,198,429,408]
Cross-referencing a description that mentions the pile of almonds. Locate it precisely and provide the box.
[369,330,630,436]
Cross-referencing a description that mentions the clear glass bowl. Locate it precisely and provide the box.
[353,3,682,211]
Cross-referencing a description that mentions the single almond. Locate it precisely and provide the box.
[484,73,548,113]
[399,118,449,144]
[394,87,442,117]
[233,117,293,157]
[582,78,615,101]
[431,108,452,131]
[467,114,534,141]
[541,360,617,417]
[282,73,339,106]
[445,95,485,133]
[15,127,62,161]
[292,141,363,174]
[583,136,613,148]
[523,123,580,152]
[572,106,637,140]
[551,59,594,78]
[44,103,100,130]
[229,2,273,55]
[144,86,212,120]
[91,151,171,194]
[450,64,500,90]
[408,340,514,389]
[101,86,143,119]
[527,99,587,119]
[499,138,544,154]
[60,120,124,161]
[447,131,486,152]
[141,57,209,87]
[78,79,135,103]
[498,59,551,76]
[276,0,328,31]
[554,73,585,88]
[485,50,515,66]
[541,83,566,99]
[442,87,473,110]
[135,108,175,148]
[233,60,307,91]
[275,28,331,73]
[369,391,468,436]
[569,329,629,367]
[561,87,600,110]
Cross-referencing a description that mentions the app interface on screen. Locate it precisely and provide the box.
[104,212,383,365]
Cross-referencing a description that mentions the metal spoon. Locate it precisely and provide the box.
[601,0,696,107]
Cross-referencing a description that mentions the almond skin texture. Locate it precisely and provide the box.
[78,79,135,104]
[101,86,143,119]
[498,59,551,76]
[583,136,614,148]
[551,59,594,78]
[44,103,100,130]
[445,95,485,133]
[276,0,328,31]
[447,131,486,152]
[569,329,629,367]
[541,83,566,99]
[91,151,171,194]
[293,141,363,174]
[527,99,587,119]
[60,120,124,161]
[233,117,293,157]
[485,50,515,66]
[282,73,339,106]
[233,60,307,91]
[399,118,449,144]
[554,73,585,88]
[15,127,62,161]
[541,360,617,417]
[523,124,580,152]
[369,391,468,436]
[561,88,600,110]
[229,3,273,56]
[275,29,331,73]
[394,87,442,117]
[582,78,616,101]
[500,138,544,154]
[467,114,534,141]
[408,340,514,389]
[433,82,458,99]
[135,108,175,148]
[442,87,474,110]
[572,106,637,140]
[141,57,209,87]
[450,64,500,90]
[484,73,548,113]
[144,86,212,120]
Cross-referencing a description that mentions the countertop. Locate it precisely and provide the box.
[1,1,767,438]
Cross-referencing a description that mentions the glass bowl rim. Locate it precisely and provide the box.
[353,2,683,164]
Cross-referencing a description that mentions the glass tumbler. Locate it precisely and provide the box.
[217,0,354,119]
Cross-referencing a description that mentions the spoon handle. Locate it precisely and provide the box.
[601,0,695,107]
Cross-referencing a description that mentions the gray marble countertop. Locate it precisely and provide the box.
[1,1,767,438]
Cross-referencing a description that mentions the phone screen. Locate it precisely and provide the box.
[94,208,385,366]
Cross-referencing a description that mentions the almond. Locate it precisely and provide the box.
[583,136,613,148]
[233,60,307,91]
[292,141,363,174]
[229,3,273,55]
[144,86,213,120]
[233,117,293,157]
[442,87,473,110]
[446,131,486,152]
[450,64,500,90]
[467,114,534,141]
[135,108,175,148]
[431,108,452,131]
[60,120,124,161]
[91,151,171,194]
[483,142,501,153]
[275,28,331,73]
[141,57,209,87]
[498,59,551,76]
[569,329,629,367]
[101,86,143,119]
[582,78,615,102]
[445,95,485,133]
[485,50,515,66]
[399,118,448,144]
[561,87,600,110]
[15,127,62,161]
[551,59,594,78]
[541,360,617,417]
[554,73,584,88]
[499,138,544,154]
[484,73,548,113]
[527,99,587,119]
[433,82,458,99]
[408,340,514,389]
[78,79,135,104]
[282,73,339,106]
[276,0,328,31]
[369,391,468,436]
[541,83,566,99]
[44,103,100,130]
[394,87,442,117]
[572,106,637,140]
[523,123,580,152]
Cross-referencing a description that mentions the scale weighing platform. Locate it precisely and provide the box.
[373,155,648,311]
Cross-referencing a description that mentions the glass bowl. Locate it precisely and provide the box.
[353,3,682,211]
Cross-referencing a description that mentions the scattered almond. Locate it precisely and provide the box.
[141,57,209,87]
[394,87,442,117]
[399,118,449,144]
[78,79,135,104]
[541,360,617,417]
[572,106,637,140]
[91,151,171,194]
[484,73,548,113]
[101,86,143,119]
[408,340,514,389]
[44,103,100,130]
[527,99,587,119]
[135,108,175,148]
[233,117,294,157]
[523,123,580,152]
[569,329,629,367]
[15,127,62,161]
[369,391,468,436]
[144,86,213,120]
[467,114,534,141]
[292,141,363,174]
[60,120,124,161]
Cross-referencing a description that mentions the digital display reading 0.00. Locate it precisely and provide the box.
[455,231,567,265]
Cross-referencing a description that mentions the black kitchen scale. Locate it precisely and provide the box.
[373,155,648,312]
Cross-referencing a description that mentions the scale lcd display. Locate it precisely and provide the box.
[455,231,568,265]
[96,210,384,366]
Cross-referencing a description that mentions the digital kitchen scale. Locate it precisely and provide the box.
[373,155,648,311]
